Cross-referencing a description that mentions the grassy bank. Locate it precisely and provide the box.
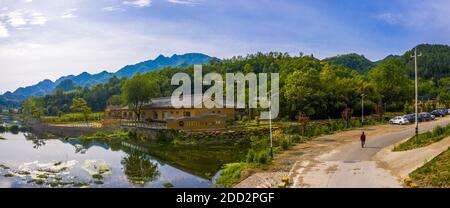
[408,147,449,188]
[393,123,450,151]
[42,112,103,124]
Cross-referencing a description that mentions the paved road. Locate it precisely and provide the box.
[290,117,450,188]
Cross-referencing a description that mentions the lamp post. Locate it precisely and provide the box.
[256,91,278,159]
[411,48,422,139]
[268,100,273,159]
[361,93,366,128]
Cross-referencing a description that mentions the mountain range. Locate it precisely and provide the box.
[1,44,449,108]
[0,53,211,107]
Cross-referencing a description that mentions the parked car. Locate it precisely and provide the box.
[431,109,447,117]
[403,114,416,123]
[389,116,410,125]
[448,109,450,114]
[419,112,434,121]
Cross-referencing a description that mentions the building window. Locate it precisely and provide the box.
[153,112,158,119]
[184,112,191,117]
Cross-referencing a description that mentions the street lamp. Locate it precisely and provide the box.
[411,48,422,139]
[361,93,366,128]
[256,91,278,159]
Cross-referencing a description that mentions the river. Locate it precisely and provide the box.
[0,130,248,188]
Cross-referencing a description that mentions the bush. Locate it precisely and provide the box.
[245,149,256,163]
[257,150,270,164]
[290,135,303,143]
[280,138,291,150]
[215,163,249,188]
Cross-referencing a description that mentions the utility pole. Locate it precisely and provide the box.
[361,93,366,128]
[412,48,422,139]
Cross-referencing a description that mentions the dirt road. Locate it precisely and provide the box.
[235,117,450,188]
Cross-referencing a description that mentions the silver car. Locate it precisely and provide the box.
[389,116,410,125]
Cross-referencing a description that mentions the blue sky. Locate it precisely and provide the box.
[0,0,449,92]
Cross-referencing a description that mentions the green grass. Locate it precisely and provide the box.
[409,147,450,188]
[394,124,450,151]
[80,130,135,140]
[214,163,252,188]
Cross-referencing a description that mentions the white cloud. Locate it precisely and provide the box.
[0,10,47,27]
[29,12,47,25]
[4,11,27,27]
[123,0,152,8]
[0,22,9,38]
[377,13,403,25]
[61,8,78,19]
[167,0,202,6]
[101,6,126,12]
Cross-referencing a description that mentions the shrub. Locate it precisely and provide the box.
[433,126,445,137]
[245,149,256,163]
[280,138,291,150]
[257,150,270,164]
[290,135,303,143]
[215,163,248,188]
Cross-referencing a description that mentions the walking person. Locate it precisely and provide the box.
[360,131,366,148]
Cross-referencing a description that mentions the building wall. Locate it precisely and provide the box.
[166,116,226,130]
[107,108,235,120]
[111,108,235,121]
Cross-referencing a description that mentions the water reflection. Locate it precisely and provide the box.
[24,133,46,149]
[121,151,160,186]
[0,131,249,188]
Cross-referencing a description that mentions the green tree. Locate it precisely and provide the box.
[369,58,413,110]
[21,98,44,124]
[70,98,92,125]
[106,95,124,106]
[121,73,160,121]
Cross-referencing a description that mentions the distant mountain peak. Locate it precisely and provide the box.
[0,52,212,107]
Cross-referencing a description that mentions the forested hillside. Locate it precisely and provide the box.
[403,44,450,79]
[322,53,374,74]
[22,45,450,120]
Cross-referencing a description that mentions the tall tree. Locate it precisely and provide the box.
[70,98,92,125]
[121,73,160,121]
[369,58,413,110]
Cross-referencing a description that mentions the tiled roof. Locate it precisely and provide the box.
[109,94,241,110]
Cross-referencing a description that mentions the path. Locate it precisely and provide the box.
[235,116,450,188]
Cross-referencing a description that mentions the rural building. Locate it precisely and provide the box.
[105,95,237,130]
